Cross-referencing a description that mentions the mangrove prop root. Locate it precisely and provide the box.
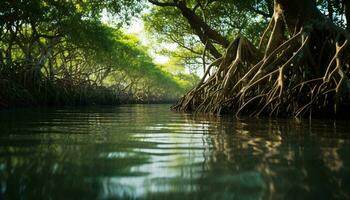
[172,20,350,117]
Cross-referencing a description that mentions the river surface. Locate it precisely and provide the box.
[0,104,349,199]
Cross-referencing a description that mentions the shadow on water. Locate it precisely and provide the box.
[0,105,349,199]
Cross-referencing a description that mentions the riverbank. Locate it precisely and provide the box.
[0,79,177,109]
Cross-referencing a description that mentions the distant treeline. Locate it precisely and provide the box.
[0,0,197,108]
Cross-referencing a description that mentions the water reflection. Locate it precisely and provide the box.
[0,105,349,199]
[184,115,350,199]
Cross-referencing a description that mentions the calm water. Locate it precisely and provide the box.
[0,104,349,200]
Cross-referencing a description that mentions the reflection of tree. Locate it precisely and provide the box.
[0,136,154,199]
[182,114,350,200]
[0,106,156,200]
[0,106,349,199]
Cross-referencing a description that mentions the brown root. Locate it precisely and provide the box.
[172,19,350,118]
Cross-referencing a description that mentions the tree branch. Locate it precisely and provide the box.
[148,0,177,7]
[150,0,227,58]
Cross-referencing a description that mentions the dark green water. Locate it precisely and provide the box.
[0,104,349,200]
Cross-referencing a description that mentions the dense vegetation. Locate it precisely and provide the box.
[146,0,350,117]
[2,0,350,117]
[0,0,196,108]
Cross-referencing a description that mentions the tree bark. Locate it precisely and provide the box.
[274,0,322,32]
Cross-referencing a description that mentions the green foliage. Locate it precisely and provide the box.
[144,0,269,72]
[315,0,346,28]
[0,0,191,107]
[144,0,350,75]
[102,33,198,102]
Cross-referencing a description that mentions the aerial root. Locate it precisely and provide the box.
[172,22,350,117]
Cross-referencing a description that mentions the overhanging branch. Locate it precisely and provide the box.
[148,0,177,7]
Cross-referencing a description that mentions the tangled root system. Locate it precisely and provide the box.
[172,17,350,118]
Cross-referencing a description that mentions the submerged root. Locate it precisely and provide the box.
[172,20,350,118]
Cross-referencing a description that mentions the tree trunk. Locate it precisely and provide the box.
[275,0,322,32]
